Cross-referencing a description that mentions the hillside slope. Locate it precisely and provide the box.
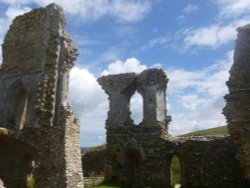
[179,126,228,137]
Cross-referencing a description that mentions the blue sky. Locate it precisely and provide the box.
[1,0,250,147]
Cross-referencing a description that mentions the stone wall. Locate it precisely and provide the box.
[98,69,248,188]
[0,4,83,188]
[224,24,250,185]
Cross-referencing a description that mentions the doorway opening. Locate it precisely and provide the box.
[125,148,142,187]
[170,155,181,187]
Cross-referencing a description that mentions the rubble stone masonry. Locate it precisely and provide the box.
[99,69,248,188]
[224,24,250,185]
[0,4,83,188]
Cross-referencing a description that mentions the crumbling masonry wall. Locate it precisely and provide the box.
[0,4,83,188]
[224,24,250,185]
[98,69,247,188]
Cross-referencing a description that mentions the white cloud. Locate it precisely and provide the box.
[168,51,233,135]
[69,67,107,117]
[69,67,108,146]
[178,1,250,50]
[216,0,250,19]
[5,5,31,20]
[184,25,236,48]
[179,94,207,111]
[168,51,233,96]
[111,0,151,22]
[184,18,250,49]
[177,4,199,21]
[182,4,199,14]
[170,104,226,136]
[101,58,147,75]
[0,0,152,23]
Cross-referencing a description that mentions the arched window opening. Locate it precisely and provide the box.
[170,155,181,188]
[6,81,28,130]
[130,92,143,125]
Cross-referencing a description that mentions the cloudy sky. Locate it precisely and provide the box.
[0,0,250,147]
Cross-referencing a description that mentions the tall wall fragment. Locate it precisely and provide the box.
[0,4,83,188]
[224,24,250,184]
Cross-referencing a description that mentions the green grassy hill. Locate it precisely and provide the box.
[179,126,228,137]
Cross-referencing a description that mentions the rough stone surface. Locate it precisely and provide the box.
[224,24,250,185]
[98,68,248,188]
[0,4,83,188]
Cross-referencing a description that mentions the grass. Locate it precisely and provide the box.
[171,156,181,186]
[27,177,35,188]
[179,126,228,137]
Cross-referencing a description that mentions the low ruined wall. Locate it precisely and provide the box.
[104,125,247,188]
[177,136,247,188]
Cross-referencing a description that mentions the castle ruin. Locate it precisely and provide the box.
[0,4,83,188]
[98,26,250,187]
[0,3,250,188]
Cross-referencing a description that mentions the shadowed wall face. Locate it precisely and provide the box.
[0,136,36,188]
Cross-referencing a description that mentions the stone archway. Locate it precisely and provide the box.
[0,136,36,188]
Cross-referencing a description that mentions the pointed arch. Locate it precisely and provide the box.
[6,80,28,130]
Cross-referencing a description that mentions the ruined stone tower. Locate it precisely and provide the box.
[0,4,83,188]
[99,69,247,188]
